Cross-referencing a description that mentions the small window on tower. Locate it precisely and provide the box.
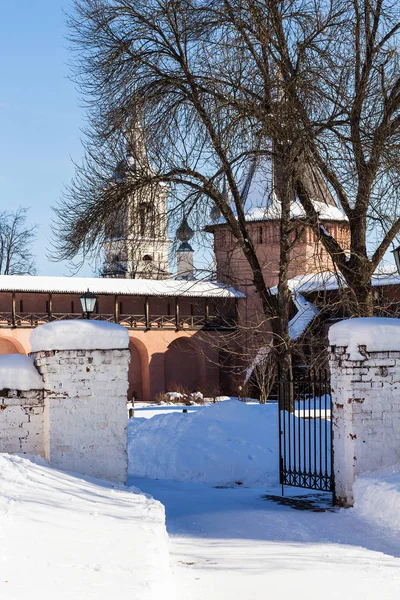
[259,226,263,244]
[143,254,153,262]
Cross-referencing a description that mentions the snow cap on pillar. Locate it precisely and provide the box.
[30,320,129,353]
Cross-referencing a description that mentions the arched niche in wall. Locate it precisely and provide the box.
[218,347,235,396]
[164,337,205,393]
[0,337,26,356]
[128,337,150,402]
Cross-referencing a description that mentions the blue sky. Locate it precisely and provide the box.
[0,1,92,276]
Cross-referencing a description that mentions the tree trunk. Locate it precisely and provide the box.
[349,279,374,317]
[275,142,294,411]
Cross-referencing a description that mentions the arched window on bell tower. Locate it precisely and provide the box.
[139,203,155,237]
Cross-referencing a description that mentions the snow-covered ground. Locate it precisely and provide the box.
[129,400,400,599]
[2,399,400,599]
[0,454,174,600]
[131,477,400,600]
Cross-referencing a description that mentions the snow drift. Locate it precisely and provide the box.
[0,454,173,600]
[128,400,279,485]
[353,464,400,534]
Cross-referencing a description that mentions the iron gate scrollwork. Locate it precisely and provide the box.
[278,369,334,494]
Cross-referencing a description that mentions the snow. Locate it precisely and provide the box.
[30,319,129,352]
[211,197,347,226]
[275,268,400,295]
[329,317,400,359]
[354,465,400,534]
[3,400,400,599]
[244,345,271,385]
[0,353,44,390]
[244,198,348,222]
[289,293,319,340]
[128,400,279,486]
[0,454,174,600]
[0,274,244,298]
[165,392,184,401]
[244,293,319,384]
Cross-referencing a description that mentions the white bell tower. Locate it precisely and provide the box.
[102,121,171,279]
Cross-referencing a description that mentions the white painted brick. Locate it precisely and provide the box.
[31,347,130,483]
[330,344,400,507]
[0,390,45,455]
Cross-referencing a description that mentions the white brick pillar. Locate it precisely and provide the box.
[329,318,400,507]
[30,321,130,483]
[329,346,357,507]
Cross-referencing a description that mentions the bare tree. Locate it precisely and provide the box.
[0,208,37,275]
[55,0,400,387]
[212,0,400,316]
[54,0,301,375]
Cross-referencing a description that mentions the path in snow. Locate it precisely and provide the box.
[131,477,400,600]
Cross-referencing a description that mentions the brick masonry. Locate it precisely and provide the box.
[0,389,45,455]
[329,345,400,507]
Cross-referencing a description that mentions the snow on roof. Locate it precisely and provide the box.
[0,275,244,299]
[289,294,320,340]
[244,199,348,223]
[30,320,129,353]
[329,317,400,360]
[208,198,347,227]
[270,269,400,295]
[244,293,319,384]
[0,354,44,390]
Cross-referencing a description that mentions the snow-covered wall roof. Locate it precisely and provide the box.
[270,270,400,295]
[289,294,320,340]
[0,275,244,299]
[244,293,319,384]
[30,321,130,352]
[0,354,44,390]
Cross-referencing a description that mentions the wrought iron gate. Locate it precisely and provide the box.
[278,369,334,494]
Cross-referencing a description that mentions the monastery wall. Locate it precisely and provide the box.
[0,324,225,401]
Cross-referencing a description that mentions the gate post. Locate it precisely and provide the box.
[30,320,130,483]
[329,346,356,507]
[329,318,400,507]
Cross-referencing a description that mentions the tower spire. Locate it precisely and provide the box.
[125,115,147,169]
